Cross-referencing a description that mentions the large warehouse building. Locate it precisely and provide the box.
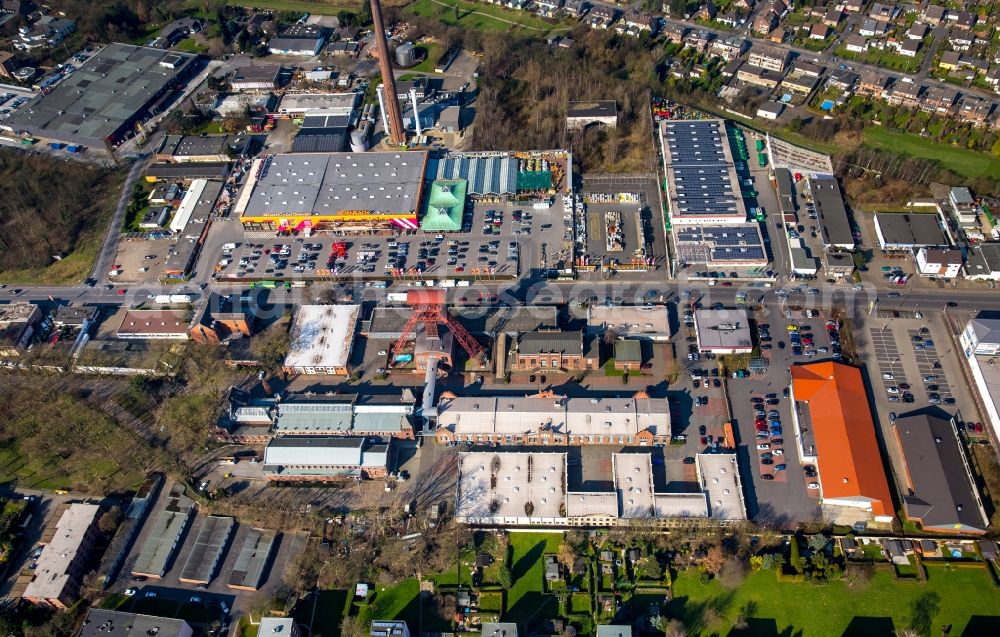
[434,393,671,446]
[8,43,199,148]
[790,362,894,524]
[659,119,747,225]
[455,451,746,526]
[236,152,428,231]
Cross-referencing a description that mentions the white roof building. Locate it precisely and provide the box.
[456,451,726,526]
[587,305,670,341]
[283,304,360,375]
[697,453,748,520]
[22,504,100,608]
[694,309,753,353]
[435,394,670,445]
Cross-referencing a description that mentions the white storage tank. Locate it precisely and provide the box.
[395,42,416,67]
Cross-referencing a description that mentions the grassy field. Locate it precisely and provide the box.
[0,237,103,285]
[863,127,1000,180]
[0,444,123,491]
[405,0,568,35]
[505,532,562,623]
[205,0,361,14]
[667,564,1000,636]
[407,42,443,74]
[293,590,350,637]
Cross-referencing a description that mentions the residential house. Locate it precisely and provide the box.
[856,73,891,98]
[621,13,656,36]
[986,67,1000,92]
[709,36,748,62]
[748,45,789,72]
[810,23,830,40]
[685,29,713,52]
[0,51,17,79]
[753,10,778,35]
[949,30,976,51]
[588,5,616,29]
[845,35,868,53]
[858,18,887,38]
[868,3,898,22]
[824,8,843,27]
[716,12,743,28]
[923,4,946,25]
[792,60,824,78]
[827,68,859,91]
[939,51,962,72]
[920,85,958,113]
[886,81,923,107]
[15,16,75,51]
[664,23,687,44]
[562,0,587,18]
[695,0,717,21]
[899,39,921,58]
[844,0,864,11]
[536,0,563,17]
[954,10,976,30]
[907,22,928,40]
[957,95,995,125]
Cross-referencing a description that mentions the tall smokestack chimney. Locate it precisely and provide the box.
[370,0,406,146]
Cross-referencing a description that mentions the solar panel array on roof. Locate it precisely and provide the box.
[291,128,347,153]
[662,120,742,217]
[675,224,768,265]
[436,155,517,196]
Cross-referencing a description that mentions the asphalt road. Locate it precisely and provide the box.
[4,277,998,320]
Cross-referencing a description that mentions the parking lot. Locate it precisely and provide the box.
[214,199,570,282]
[726,304,829,527]
[577,175,669,277]
[114,480,302,618]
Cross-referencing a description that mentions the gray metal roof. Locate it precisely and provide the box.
[875,212,949,247]
[518,330,582,356]
[227,528,277,590]
[895,414,987,533]
[79,610,191,637]
[263,436,388,477]
[146,162,230,180]
[10,43,195,144]
[179,516,235,584]
[436,154,517,196]
[131,485,195,577]
[567,100,617,118]
[809,176,855,248]
[243,152,426,218]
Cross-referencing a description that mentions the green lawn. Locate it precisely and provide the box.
[209,0,360,14]
[367,579,419,620]
[505,532,562,623]
[667,564,1000,636]
[293,590,349,637]
[863,127,1000,180]
[407,42,442,74]
[405,0,568,35]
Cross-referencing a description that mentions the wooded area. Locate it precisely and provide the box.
[0,151,121,272]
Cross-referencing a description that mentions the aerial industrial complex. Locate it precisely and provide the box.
[5,1,1000,635]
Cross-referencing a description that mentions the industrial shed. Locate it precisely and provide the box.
[228,528,278,590]
[131,486,195,578]
[178,516,235,585]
